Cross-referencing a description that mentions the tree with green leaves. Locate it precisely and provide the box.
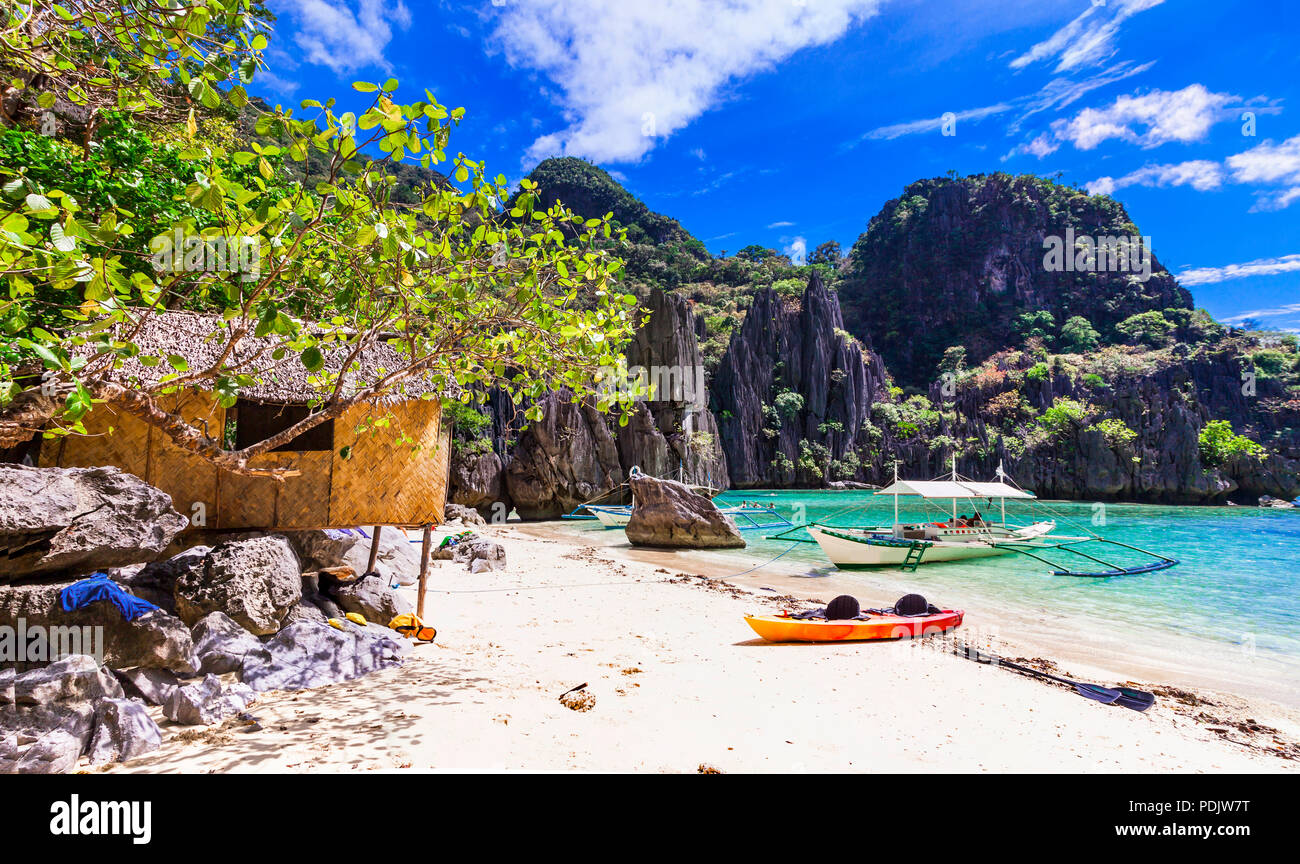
[809,240,842,267]
[1013,310,1055,344]
[0,3,642,478]
[1059,315,1100,353]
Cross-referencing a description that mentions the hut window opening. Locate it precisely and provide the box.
[233,400,335,452]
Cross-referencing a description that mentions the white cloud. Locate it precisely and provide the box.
[489,0,883,164]
[1011,60,1156,133]
[283,0,412,75]
[1251,187,1300,212]
[1085,160,1225,196]
[1004,132,1060,161]
[1226,135,1300,184]
[1051,84,1236,150]
[256,70,301,97]
[783,235,807,265]
[1227,135,1300,211]
[1011,0,1164,73]
[689,147,707,161]
[767,220,794,228]
[1177,254,1300,287]
[853,102,1013,143]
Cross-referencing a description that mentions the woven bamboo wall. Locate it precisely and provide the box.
[42,393,447,529]
[328,398,447,526]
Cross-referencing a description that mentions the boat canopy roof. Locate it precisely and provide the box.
[874,480,1036,500]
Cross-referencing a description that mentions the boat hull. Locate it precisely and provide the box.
[807,524,1054,569]
[590,507,631,528]
[744,610,964,642]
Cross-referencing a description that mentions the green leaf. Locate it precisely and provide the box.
[300,346,324,372]
[166,354,188,372]
[352,81,378,92]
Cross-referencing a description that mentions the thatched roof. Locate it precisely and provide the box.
[81,310,446,404]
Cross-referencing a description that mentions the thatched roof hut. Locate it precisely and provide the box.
[39,311,453,530]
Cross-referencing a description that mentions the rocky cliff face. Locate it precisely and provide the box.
[713,273,892,487]
[839,173,1193,387]
[928,345,1300,503]
[449,287,729,518]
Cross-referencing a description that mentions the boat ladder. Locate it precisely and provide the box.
[900,541,928,572]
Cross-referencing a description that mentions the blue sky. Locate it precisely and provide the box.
[256,0,1300,331]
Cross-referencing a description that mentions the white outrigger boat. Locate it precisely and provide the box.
[785,461,1179,577]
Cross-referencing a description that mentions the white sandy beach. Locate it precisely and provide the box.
[96,522,1300,774]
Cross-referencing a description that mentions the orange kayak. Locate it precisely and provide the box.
[744,610,964,643]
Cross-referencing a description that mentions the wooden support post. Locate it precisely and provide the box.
[366,525,383,574]
[417,524,432,619]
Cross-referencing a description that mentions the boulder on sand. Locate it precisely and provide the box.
[88,697,161,764]
[624,475,745,549]
[452,540,507,572]
[189,612,270,675]
[0,465,188,583]
[162,674,255,726]
[174,536,302,635]
[240,621,406,693]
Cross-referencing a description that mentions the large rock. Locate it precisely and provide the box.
[88,697,161,764]
[330,574,412,624]
[0,579,197,674]
[449,452,513,521]
[1,728,83,774]
[113,667,182,707]
[0,666,102,773]
[174,536,302,635]
[112,546,211,615]
[625,475,745,549]
[452,540,507,572]
[713,274,892,488]
[240,621,405,693]
[162,674,255,726]
[0,465,188,582]
[505,389,625,519]
[11,654,124,705]
[190,612,270,675]
[287,528,422,588]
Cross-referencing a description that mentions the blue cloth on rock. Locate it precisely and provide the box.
[59,572,161,621]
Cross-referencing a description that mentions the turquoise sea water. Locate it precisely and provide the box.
[594,490,1300,702]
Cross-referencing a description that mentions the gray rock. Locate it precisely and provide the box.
[453,540,507,572]
[281,599,330,627]
[162,674,254,726]
[444,503,487,526]
[174,535,302,635]
[4,729,83,774]
[241,621,405,693]
[190,612,271,675]
[287,528,423,588]
[114,546,211,615]
[505,390,626,519]
[0,701,96,774]
[88,697,161,764]
[625,475,746,549]
[331,574,412,624]
[0,465,189,582]
[0,668,12,704]
[12,655,124,705]
[0,579,197,674]
[448,453,513,521]
[113,667,182,706]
